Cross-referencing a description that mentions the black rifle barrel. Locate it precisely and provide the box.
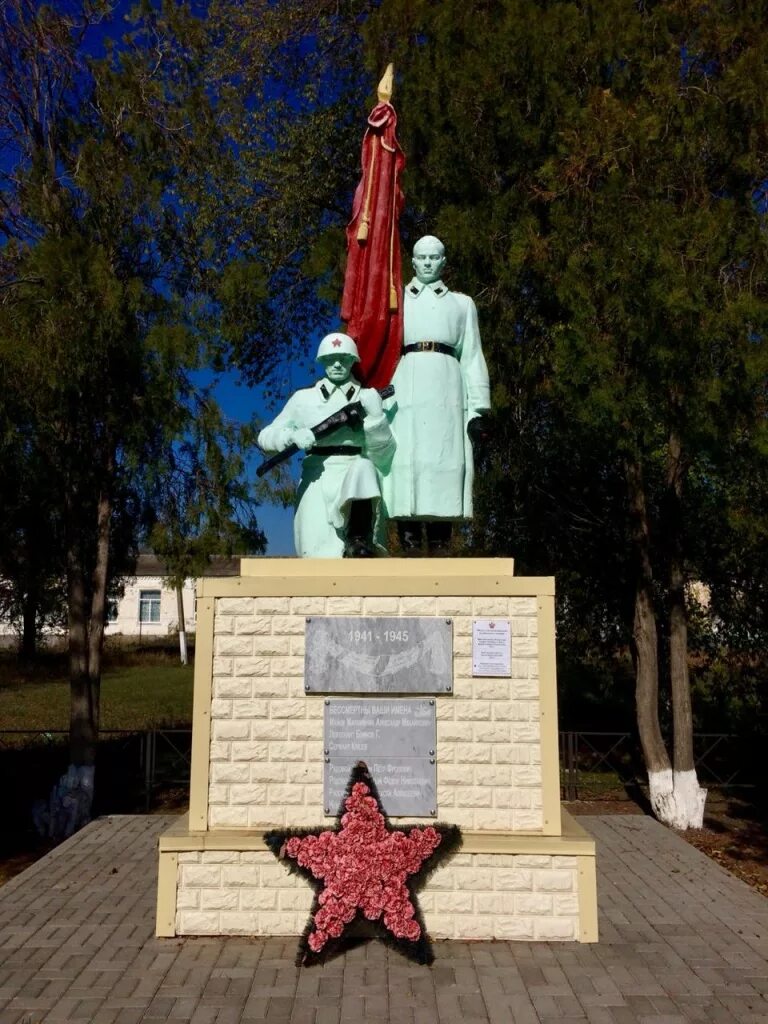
[255,384,394,478]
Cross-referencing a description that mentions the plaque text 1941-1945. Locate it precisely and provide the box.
[305,616,452,694]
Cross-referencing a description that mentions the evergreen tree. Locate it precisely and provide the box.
[0,0,266,834]
[361,0,768,826]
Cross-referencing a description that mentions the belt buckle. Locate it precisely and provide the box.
[424,341,436,352]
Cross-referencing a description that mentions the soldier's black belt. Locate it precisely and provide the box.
[310,446,362,456]
[403,342,457,357]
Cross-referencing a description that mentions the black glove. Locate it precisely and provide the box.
[467,415,492,456]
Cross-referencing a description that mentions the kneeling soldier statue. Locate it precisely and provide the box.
[257,333,395,558]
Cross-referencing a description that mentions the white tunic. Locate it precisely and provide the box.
[258,378,395,557]
[382,278,490,519]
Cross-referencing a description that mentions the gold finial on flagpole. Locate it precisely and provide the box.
[377,63,394,103]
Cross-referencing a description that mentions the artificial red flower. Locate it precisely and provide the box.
[282,780,440,951]
[266,763,461,966]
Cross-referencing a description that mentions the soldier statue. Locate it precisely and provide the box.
[382,236,491,555]
[257,333,395,558]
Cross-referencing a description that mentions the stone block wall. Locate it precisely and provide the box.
[156,564,597,943]
[174,850,580,941]
[207,594,543,832]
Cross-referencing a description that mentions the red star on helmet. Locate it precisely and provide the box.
[332,338,342,347]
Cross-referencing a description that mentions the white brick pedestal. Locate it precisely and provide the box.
[156,559,598,942]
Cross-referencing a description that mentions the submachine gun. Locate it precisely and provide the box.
[255,384,394,478]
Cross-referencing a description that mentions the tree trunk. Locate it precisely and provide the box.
[624,454,672,820]
[87,485,111,728]
[34,483,111,840]
[67,536,93,767]
[33,539,97,840]
[664,427,706,828]
[176,582,188,665]
[20,587,37,660]
[19,534,41,660]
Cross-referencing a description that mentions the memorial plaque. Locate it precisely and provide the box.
[472,618,511,677]
[305,617,452,693]
[323,698,437,817]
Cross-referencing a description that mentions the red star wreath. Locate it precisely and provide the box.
[264,762,461,965]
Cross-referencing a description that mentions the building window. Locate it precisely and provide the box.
[106,599,119,623]
[139,589,161,624]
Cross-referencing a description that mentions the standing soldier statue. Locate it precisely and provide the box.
[258,68,490,560]
[257,334,395,558]
[383,235,491,555]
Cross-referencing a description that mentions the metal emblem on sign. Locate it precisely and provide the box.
[305,616,452,694]
[323,699,437,817]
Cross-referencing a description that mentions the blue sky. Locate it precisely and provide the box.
[79,6,329,557]
[206,357,320,557]
[5,4,352,557]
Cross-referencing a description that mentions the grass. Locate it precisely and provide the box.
[0,644,194,735]
[0,643,195,882]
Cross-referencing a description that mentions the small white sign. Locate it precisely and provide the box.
[472,618,511,677]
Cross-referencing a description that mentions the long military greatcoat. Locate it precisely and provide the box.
[382,278,490,520]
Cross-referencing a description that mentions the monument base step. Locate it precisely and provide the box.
[156,806,597,943]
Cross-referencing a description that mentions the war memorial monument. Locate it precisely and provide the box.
[155,67,598,962]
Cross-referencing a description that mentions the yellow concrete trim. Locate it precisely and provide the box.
[188,597,214,831]
[199,569,553,599]
[159,809,597,857]
[155,850,178,937]
[538,594,562,837]
[240,557,515,578]
[561,808,599,943]
[577,852,599,942]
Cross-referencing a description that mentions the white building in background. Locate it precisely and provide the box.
[106,572,195,638]
[105,554,241,637]
[0,554,241,645]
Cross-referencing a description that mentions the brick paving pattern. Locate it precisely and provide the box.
[0,814,766,1023]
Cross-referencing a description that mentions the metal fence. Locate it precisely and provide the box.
[140,729,192,810]
[0,727,192,812]
[0,727,759,809]
[558,730,760,801]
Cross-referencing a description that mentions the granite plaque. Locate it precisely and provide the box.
[323,698,437,817]
[305,617,452,694]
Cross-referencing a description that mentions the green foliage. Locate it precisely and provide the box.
[0,1,276,654]
[166,0,375,382]
[361,0,768,663]
[178,0,768,698]
[1,0,765,752]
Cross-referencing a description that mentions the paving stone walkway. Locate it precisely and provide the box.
[0,814,767,1024]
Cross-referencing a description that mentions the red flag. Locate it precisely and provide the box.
[341,66,405,389]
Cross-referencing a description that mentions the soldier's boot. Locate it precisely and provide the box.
[397,520,424,557]
[344,499,376,558]
[426,521,452,557]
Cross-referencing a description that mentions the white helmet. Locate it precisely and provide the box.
[316,332,360,362]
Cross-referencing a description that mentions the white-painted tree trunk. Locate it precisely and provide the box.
[32,764,96,839]
[648,768,707,830]
[176,583,188,666]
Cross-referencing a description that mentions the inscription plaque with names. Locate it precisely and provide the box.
[305,616,452,694]
[323,699,437,817]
